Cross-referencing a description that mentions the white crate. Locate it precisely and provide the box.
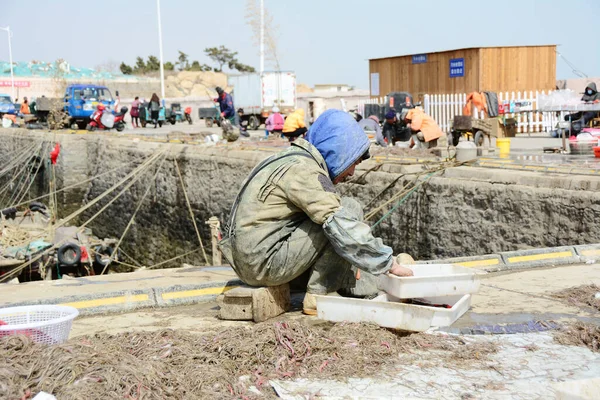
[316,293,471,332]
[378,264,481,299]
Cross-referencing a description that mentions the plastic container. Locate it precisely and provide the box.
[455,141,477,162]
[0,305,79,345]
[377,264,481,299]
[316,293,471,331]
[594,146,600,158]
[496,138,511,158]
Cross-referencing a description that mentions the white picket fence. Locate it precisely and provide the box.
[358,91,563,134]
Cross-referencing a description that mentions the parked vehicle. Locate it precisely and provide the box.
[86,104,128,132]
[167,103,192,125]
[198,107,221,127]
[35,84,115,130]
[0,94,16,117]
[229,71,296,130]
[139,101,167,127]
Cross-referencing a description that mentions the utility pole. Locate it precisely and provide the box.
[156,0,165,100]
[0,26,15,101]
[260,0,264,74]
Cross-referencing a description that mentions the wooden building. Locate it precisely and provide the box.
[369,45,556,99]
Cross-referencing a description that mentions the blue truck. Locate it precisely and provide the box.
[0,93,16,116]
[36,84,115,129]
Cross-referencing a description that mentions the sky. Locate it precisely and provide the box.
[3,0,600,89]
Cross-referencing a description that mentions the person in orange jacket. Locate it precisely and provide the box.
[403,108,443,149]
[282,109,307,142]
[20,97,30,114]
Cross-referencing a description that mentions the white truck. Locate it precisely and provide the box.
[229,71,296,130]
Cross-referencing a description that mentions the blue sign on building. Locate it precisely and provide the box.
[412,54,427,64]
[449,58,465,78]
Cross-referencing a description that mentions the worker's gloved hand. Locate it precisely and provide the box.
[388,258,414,277]
[416,131,425,141]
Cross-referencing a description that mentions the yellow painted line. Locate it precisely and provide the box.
[456,258,500,268]
[507,251,572,264]
[477,162,503,168]
[581,249,600,256]
[546,167,558,171]
[161,285,239,300]
[60,294,149,309]
[524,165,544,171]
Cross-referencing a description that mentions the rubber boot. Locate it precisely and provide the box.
[302,292,318,316]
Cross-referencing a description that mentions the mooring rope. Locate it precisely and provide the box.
[174,159,209,265]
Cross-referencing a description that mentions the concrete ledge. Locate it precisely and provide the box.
[418,254,504,271]
[574,244,600,263]
[422,244,592,272]
[155,280,242,307]
[499,246,579,270]
[1,279,243,316]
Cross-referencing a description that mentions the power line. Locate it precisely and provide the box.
[556,50,588,79]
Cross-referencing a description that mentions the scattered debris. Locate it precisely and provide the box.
[554,322,600,353]
[553,284,600,312]
[0,321,499,399]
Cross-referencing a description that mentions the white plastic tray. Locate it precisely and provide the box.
[315,293,471,332]
[378,264,481,299]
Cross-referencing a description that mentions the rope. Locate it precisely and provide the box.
[13,142,50,207]
[0,142,45,206]
[100,148,171,275]
[7,154,148,210]
[370,172,436,229]
[174,159,209,265]
[147,248,201,270]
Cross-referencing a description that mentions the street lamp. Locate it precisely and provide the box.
[156,0,165,101]
[0,26,15,101]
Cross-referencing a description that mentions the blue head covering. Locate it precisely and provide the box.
[306,109,370,181]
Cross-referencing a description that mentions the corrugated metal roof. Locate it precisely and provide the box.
[368,44,557,61]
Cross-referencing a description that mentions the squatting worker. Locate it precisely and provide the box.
[382,109,411,146]
[219,109,413,315]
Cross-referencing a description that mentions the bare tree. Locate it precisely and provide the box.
[245,0,281,71]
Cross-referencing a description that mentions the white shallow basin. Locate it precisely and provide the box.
[315,293,471,332]
[378,264,481,299]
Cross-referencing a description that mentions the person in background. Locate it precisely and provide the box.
[403,107,443,149]
[358,115,387,147]
[149,93,160,128]
[113,91,121,114]
[282,108,307,142]
[382,109,411,145]
[238,108,249,137]
[265,106,284,138]
[130,96,141,128]
[563,82,600,131]
[20,97,30,115]
[214,86,236,126]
